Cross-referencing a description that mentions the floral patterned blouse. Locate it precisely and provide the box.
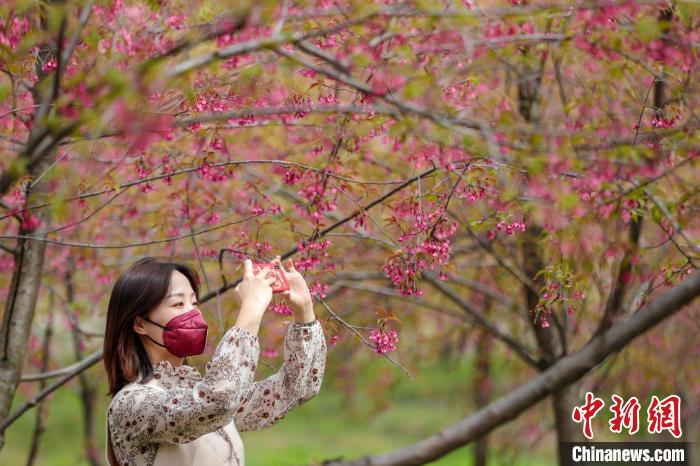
[106,319,326,466]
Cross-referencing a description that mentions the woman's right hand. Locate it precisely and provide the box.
[234,258,277,317]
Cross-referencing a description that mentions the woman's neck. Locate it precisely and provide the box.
[152,353,184,368]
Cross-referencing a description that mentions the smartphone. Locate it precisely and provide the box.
[251,261,291,293]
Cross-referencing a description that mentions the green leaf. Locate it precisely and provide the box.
[350,2,382,16]
[46,113,63,134]
[0,82,9,101]
[50,196,69,222]
[402,77,430,99]
[85,29,100,48]
[677,4,698,27]
[7,157,29,181]
[104,68,128,91]
[387,118,413,139]
[527,157,545,175]
[238,64,262,83]
[461,134,477,150]
[636,17,661,41]
[610,63,625,80]
[559,193,578,210]
[353,53,369,68]
[394,44,414,60]
[146,0,161,11]
[198,4,214,22]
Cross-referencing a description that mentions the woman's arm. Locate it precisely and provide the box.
[233,319,327,432]
[108,324,261,451]
[231,256,326,432]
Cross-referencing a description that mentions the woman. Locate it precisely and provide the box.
[103,255,327,466]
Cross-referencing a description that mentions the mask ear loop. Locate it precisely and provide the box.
[139,315,170,349]
[141,315,171,331]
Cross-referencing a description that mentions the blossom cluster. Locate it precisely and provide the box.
[135,160,156,193]
[196,246,218,259]
[534,281,586,328]
[368,327,399,354]
[496,220,526,235]
[194,160,229,183]
[3,181,42,233]
[382,254,426,298]
[160,155,175,186]
[482,17,535,40]
[421,217,458,266]
[281,166,303,186]
[309,281,330,299]
[455,186,487,202]
[295,171,339,222]
[0,16,29,52]
[270,302,293,316]
[650,114,679,129]
[295,239,331,272]
[485,219,526,240]
[382,202,459,296]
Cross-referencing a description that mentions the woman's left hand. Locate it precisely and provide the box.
[272,255,313,316]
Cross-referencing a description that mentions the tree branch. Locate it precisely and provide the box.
[0,349,104,434]
[199,165,440,303]
[422,272,541,369]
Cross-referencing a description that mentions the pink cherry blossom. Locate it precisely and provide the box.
[368,328,399,354]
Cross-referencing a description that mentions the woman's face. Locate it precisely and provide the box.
[133,269,199,358]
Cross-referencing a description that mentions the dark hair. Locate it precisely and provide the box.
[103,256,201,397]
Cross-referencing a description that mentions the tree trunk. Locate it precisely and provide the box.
[473,306,493,466]
[26,311,52,466]
[521,226,583,465]
[551,387,581,463]
[0,200,51,450]
[514,11,585,458]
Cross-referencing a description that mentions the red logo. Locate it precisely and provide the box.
[647,394,682,438]
[609,394,641,435]
[572,392,683,439]
[572,391,605,439]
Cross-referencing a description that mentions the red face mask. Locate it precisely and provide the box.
[142,308,208,357]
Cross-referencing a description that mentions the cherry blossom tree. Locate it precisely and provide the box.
[0,0,698,464]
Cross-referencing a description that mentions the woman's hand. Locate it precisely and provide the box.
[234,259,277,316]
[273,255,314,316]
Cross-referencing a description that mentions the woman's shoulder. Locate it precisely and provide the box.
[108,380,161,414]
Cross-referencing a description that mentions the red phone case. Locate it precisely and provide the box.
[252,261,290,293]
